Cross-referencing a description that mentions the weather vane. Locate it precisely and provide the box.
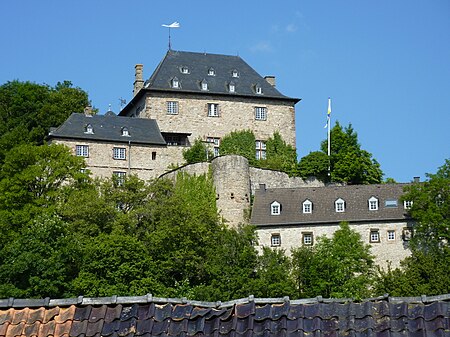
[162,22,180,50]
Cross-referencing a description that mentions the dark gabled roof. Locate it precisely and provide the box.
[48,113,166,146]
[251,184,412,226]
[146,50,297,100]
[1,294,449,337]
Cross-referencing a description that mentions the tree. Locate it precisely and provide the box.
[220,130,257,165]
[298,151,329,181]
[182,138,212,164]
[292,222,375,298]
[260,132,298,176]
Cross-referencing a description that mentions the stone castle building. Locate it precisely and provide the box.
[49,49,414,268]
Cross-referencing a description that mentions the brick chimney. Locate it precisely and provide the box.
[264,76,276,87]
[133,64,144,96]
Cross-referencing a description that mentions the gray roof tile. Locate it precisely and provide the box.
[49,113,166,146]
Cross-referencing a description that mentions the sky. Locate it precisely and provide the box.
[1,0,449,183]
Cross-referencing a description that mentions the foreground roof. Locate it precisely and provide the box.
[48,113,166,146]
[0,294,449,337]
[251,184,412,226]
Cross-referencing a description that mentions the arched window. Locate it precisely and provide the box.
[368,196,378,210]
[335,198,345,212]
[271,201,281,215]
[303,199,312,214]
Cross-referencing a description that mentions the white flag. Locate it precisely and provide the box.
[162,22,180,28]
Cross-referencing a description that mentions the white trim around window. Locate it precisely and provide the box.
[303,199,312,214]
[271,233,281,246]
[207,103,219,117]
[113,147,126,160]
[368,196,379,211]
[335,198,345,212]
[75,145,89,157]
[167,101,179,115]
[271,201,281,215]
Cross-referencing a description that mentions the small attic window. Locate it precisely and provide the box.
[229,82,235,93]
[121,127,130,137]
[231,69,239,78]
[172,77,179,89]
[85,124,94,134]
[201,80,208,91]
[208,68,215,76]
[255,84,263,94]
[180,66,189,74]
[271,201,281,215]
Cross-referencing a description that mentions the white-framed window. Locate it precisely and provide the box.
[231,69,239,78]
[302,232,313,245]
[208,103,219,117]
[229,82,235,93]
[113,147,126,160]
[387,230,396,241]
[255,107,267,121]
[167,101,179,115]
[113,171,126,186]
[385,199,398,208]
[335,198,345,212]
[207,137,220,157]
[121,127,130,137]
[368,196,379,210]
[370,230,380,243]
[271,234,281,246]
[171,77,179,88]
[255,84,263,94]
[271,201,281,215]
[75,145,89,157]
[208,68,215,76]
[255,140,266,160]
[404,200,413,209]
[201,80,208,91]
[303,199,312,214]
[85,124,94,134]
[180,66,189,74]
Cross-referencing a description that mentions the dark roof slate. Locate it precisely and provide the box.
[144,50,298,101]
[251,184,412,226]
[0,295,449,337]
[48,113,167,145]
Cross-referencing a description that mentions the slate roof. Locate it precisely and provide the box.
[0,294,449,337]
[251,184,412,226]
[48,113,167,146]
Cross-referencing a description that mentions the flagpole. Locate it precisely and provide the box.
[327,97,331,178]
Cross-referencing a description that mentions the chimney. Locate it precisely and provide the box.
[259,183,266,192]
[413,176,420,183]
[264,75,276,87]
[84,105,93,116]
[133,64,144,96]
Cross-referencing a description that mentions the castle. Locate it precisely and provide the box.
[49,49,413,268]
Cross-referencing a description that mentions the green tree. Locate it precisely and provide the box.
[261,132,298,176]
[292,222,375,298]
[298,151,329,181]
[220,129,257,165]
[182,138,213,164]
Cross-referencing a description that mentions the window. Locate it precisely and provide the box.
[113,147,126,160]
[302,232,313,245]
[255,140,266,160]
[271,234,281,247]
[255,107,267,121]
[152,152,156,160]
[271,201,281,215]
[171,77,179,88]
[335,198,345,212]
[255,84,263,94]
[368,196,379,210]
[387,230,396,241]
[75,145,89,157]
[303,200,312,214]
[208,103,219,117]
[385,199,398,208]
[167,101,179,115]
[85,124,94,134]
[201,80,208,91]
[208,68,215,76]
[207,137,220,157]
[113,171,126,186]
[231,69,239,78]
[121,127,130,137]
[404,200,413,209]
[229,82,235,93]
[180,66,189,74]
[370,230,380,243]
[166,135,181,146]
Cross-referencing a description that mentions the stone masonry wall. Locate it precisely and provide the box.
[142,92,296,147]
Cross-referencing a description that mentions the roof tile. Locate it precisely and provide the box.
[149,318,169,336]
[55,306,76,324]
[23,321,40,336]
[105,305,122,323]
[86,319,104,337]
[74,307,91,322]
[43,307,60,324]
[137,304,154,321]
[153,305,172,322]
[167,319,187,336]
[101,319,119,336]
[0,322,10,337]
[135,318,153,335]
[38,320,55,337]
[11,308,29,324]
[70,319,88,337]
[117,318,137,336]
[236,302,255,319]
[27,308,45,324]
[6,321,24,337]
[0,309,13,325]
[89,307,106,323]
[186,317,204,336]
[171,304,192,321]
[54,320,73,337]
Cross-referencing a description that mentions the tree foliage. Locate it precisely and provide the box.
[220,130,257,165]
[260,132,298,176]
[182,138,213,164]
[298,151,329,181]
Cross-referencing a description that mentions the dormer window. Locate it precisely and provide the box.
[229,82,235,93]
[231,69,239,78]
[180,66,189,74]
[335,198,345,212]
[303,199,312,214]
[271,201,281,215]
[201,80,208,91]
[208,68,215,76]
[121,127,130,137]
[368,196,379,211]
[85,124,94,134]
[255,84,263,94]
[171,77,179,89]
[404,200,413,209]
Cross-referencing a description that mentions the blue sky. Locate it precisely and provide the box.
[1,0,449,182]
